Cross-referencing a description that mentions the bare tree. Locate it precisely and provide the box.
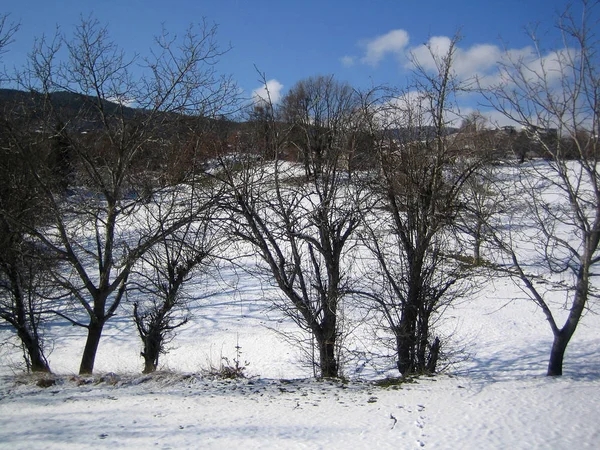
[7,17,235,374]
[0,13,19,79]
[451,116,507,264]
[0,132,52,372]
[281,75,358,176]
[456,164,502,264]
[215,75,362,378]
[485,0,600,376]
[130,185,222,374]
[354,36,479,376]
[0,13,53,373]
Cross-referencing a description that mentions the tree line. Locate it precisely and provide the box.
[0,1,598,378]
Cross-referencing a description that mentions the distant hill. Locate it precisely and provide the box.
[0,88,246,139]
[0,88,143,131]
[0,88,459,141]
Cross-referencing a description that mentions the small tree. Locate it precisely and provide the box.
[0,186,53,373]
[0,128,53,373]
[451,119,506,265]
[456,165,502,264]
[131,187,221,373]
[485,0,600,376]
[281,75,358,177]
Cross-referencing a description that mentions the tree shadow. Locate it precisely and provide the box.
[454,337,600,382]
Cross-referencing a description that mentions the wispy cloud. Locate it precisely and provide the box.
[252,79,284,105]
[340,55,355,68]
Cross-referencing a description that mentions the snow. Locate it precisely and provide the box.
[1,373,599,448]
[1,269,599,449]
[1,162,600,448]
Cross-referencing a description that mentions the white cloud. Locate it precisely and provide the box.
[252,79,284,105]
[351,28,575,96]
[499,47,576,85]
[351,30,579,130]
[360,29,409,66]
[406,36,575,92]
[408,36,504,83]
[463,44,504,74]
[409,36,452,71]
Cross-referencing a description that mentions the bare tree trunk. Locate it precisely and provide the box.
[426,337,440,373]
[316,339,338,378]
[416,320,429,370]
[143,358,156,375]
[395,309,417,375]
[142,329,161,374]
[16,326,50,373]
[316,314,339,378]
[6,267,51,373]
[546,288,586,376]
[473,220,482,264]
[138,309,170,374]
[79,321,104,375]
[547,333,569,376]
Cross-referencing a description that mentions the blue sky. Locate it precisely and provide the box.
[1,0,576,116]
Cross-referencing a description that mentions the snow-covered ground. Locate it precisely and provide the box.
[1,268,599,449]
[1,160,600,448]
[2,372,598,449]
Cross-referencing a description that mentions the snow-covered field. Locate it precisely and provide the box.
[1,267,599,449]
[2,371,598,449]
[1,160,600,449]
